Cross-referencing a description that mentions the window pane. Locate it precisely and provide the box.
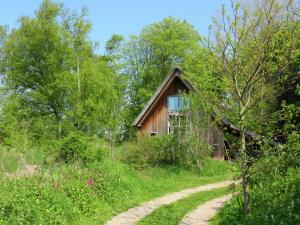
[168,96,179,111]
[179,96,190,110]
[168,96,190,112]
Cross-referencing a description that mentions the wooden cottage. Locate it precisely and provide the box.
[132,67,226,159]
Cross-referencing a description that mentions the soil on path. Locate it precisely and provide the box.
[180,194,232,225]
[105,180,234,225]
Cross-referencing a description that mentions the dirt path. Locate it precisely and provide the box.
[105,180,234,225]
[180,194,232,225]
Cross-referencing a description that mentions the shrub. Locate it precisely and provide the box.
[58,134,109,164]
[120,134,209,169]
[120,135,178,168]
[58,134,87,163]
[213,168,300,225]
[212,132,300,225]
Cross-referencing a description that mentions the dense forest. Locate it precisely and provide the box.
[0,0,299,224]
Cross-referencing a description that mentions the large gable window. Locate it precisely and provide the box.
[168,95,189,112]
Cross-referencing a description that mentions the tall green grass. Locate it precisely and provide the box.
[0,138,235,225]
[0,149,26,173]
[0,158,233,225]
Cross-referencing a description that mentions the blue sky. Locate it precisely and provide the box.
[0,0,227,53]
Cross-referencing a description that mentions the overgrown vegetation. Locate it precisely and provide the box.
[210,107,300,225]
[0,153,232,225]
[0,0,299,224]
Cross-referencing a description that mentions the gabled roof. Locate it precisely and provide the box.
[132,67,195,127]
[133,67,278,147]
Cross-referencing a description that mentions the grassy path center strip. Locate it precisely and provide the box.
[105,180,233,225]
[138,187,231,225]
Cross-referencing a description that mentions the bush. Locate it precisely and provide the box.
[83,139,109,166]
[212,132,300,225]
[58,134,88,163]
[58,134,108,164]
[120,135,183,168]
[120,134,213,170]
[213,168,300,225]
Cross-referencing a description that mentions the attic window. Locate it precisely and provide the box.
[168,95,189,112]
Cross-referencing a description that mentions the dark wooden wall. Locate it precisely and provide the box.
[210,125,226,159]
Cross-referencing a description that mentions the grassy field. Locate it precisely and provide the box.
[138,187,231,225]
[0,147,234,225]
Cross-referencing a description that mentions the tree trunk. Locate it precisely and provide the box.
[239,113,251,215]
[58,119,62,139]
[76,55,81,130]
[54,111,62,139]
[242,167,250,215]
[109,132,116,160]
[110,142,114,160]
[77,55,81,97]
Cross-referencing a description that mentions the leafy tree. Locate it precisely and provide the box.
[105,33,124,56]
[1,0,74,138]
[171,93,213,171]
[0,25,8,74]
[202,0,299,214]
[112,17,203,138]
[0,0,124,145]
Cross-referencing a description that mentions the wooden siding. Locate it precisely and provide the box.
[138,77,189,135]
[136,72,225,160]
[211,125,225,159]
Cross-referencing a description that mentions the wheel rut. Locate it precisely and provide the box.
[105,180,234,225]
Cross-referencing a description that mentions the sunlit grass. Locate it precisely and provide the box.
[138,187,231,225]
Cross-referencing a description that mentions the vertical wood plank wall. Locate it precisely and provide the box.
[139,77,188,135]
[138,76,225,160]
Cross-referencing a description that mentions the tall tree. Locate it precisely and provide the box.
[0,26,8,74]
[1,0,123,142]
[113,17,203,138]
[2,0,74,138]
[202,0,299,214]
[62,7,93,130]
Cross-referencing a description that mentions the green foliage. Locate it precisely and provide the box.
[83,138,110,164]
[120,134,231,176]
[0,0,123,144]
[0,178,76,225]
[121,134,187,168]
[211,124,300,225]
[58,134,109,164]
[211,168,300,225]
[2,0,73,125]
[0,160,232,225]
[58,134,87,163]
[111,17,204,139]
[120,135,175,168]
